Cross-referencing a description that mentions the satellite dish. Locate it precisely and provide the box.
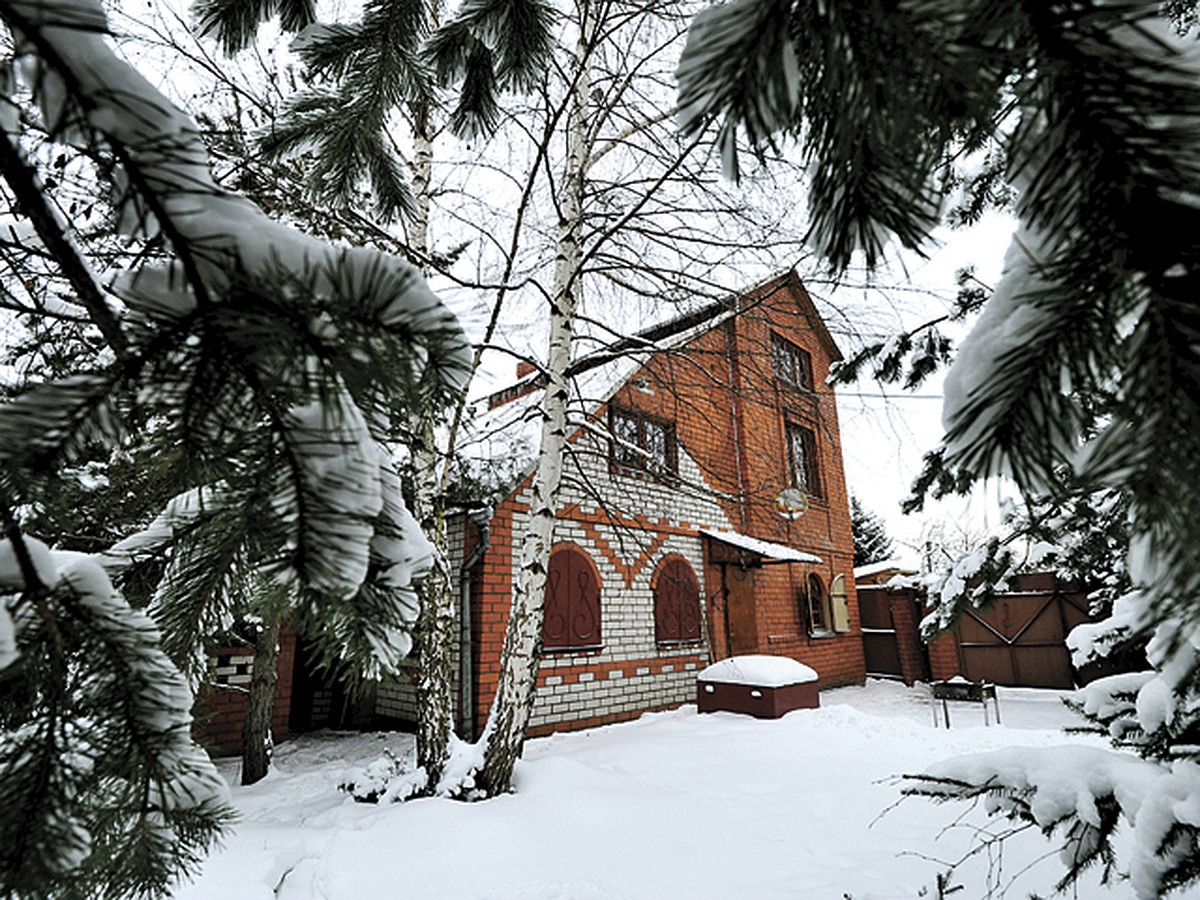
[776,488,809,520]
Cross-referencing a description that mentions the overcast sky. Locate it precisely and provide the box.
[827,212,1018,560]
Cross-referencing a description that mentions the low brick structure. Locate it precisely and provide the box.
[697,655,820,718]
[192,625,297,756]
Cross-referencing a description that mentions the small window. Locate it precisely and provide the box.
[544,546,602,651]
[772,333,813,390]
[610,407,677,479]
[653,556,702,645]
[786,422,822,498]
[807,574,831,635]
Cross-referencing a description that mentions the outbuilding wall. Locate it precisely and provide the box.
[192,625,297,756]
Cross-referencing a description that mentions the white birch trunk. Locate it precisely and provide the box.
[477,5,592,796]
[408,79,458,791]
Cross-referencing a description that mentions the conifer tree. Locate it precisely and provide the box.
[194,0,557,793]
[679,0,1200,893]
[0,0,471,895]
[850,495,893,569]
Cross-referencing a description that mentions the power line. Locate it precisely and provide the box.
[839,391,943,400]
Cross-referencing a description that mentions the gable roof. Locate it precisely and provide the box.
[484,269,840,410]
[462,270,840,485]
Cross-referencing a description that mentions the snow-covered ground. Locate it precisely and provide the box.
[177,680,1146,900]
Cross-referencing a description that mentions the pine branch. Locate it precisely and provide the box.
[428,0,557,138]
[0,130,127,358]
[193,0,317,55]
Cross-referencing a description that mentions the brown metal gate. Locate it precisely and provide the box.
[955,587,1092,689]
[859,587,904,680]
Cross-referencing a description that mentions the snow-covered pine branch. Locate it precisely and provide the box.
[0,0,475,891]
[681,0,1200,892]
[0,536,233,897]
[907,744,1198,899]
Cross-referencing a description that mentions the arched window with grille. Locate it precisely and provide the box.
[543,545,602,651]
[653,555,702,645]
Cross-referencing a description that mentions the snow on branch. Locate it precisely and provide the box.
[3,0,470,392]
[0,536,231,891]
[909,744,1198,899]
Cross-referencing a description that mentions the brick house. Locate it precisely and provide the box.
[366,269,866,740]
[195,270,865,752]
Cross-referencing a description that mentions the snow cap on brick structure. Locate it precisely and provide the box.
[698,655,819,686]
[700,529,821,563]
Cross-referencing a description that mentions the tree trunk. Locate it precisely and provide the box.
[408,68,458,791]
[477,6,592,796]
[413,425,456,791]
[240,612,281,786]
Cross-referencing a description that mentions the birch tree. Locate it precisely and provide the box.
[471,0,594,795]
[193,0,556,791]
[470,0,815,794]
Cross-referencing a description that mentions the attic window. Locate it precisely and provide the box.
[772,333,814,390]
[610,407,677,480]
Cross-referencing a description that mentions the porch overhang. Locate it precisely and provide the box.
[700,529,822,566]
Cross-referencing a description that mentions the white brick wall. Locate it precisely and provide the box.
[373,421,738,734]
[516,429,733,729]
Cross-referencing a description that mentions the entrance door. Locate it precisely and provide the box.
[724,565,759,656]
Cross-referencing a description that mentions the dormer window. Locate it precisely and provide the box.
[772,332,814,390]
[610,407,677,480]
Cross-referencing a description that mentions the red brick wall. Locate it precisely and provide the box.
[662,273,864,687]
[192,623,297,757]
[470,497,517,738]
[927,632,963,681]
[888,590,930,685]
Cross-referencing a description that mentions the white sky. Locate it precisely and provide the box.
[827,212,1019,558]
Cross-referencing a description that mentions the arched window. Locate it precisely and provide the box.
[653,556,702,645]
[807,573,831,635]
[543,546,602,651]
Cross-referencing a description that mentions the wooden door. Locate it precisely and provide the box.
[958,592,1091,688]
[724,565,759,656]
[858,587,904,679]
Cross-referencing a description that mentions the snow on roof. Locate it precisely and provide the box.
[700,529,821,563]
[697,655,819,686]
[854,557,920,578]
